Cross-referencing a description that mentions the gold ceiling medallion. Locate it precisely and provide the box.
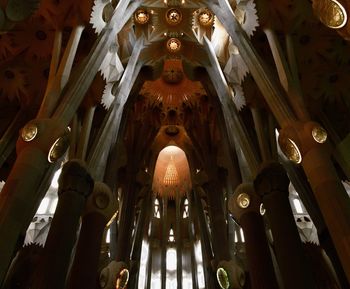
[317,0,347,29]
[198,8,214,27]
[166,8,182,25]
[134,9,150,25]
[167,38,181,53]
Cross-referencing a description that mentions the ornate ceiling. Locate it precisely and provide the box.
[0,0,349,182]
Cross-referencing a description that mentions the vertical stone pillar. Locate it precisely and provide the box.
[32,159,94,289]
[146,204,155,289]
[66,182,117,289]
[283,159,350,289]
[0,119,66,284]
[190,241,199,289]
[109,218,118,260]
[128,193,152,289]
[115,174,140,262]
[193,188,216,289]
[279,121,350,282]
[204,181,230,262]
[175,195,183,289]
[254,161,316,289]
[161,197,168,289]
[229,183,278,289]
[186,193,199,289]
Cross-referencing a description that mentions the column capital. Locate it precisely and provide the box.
[58,159,94,198]
[228,183,262,222]
[84,182,118,222]
[278,121,328,164]
[16,118,69,163]
[254,161,289,197]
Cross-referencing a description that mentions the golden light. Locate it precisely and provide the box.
[167,38,181,53]
[279,137,302,164]
[115,269,129,289]
[48,130,70,163]
[236,193,251,209]
[21,123,38,142]
[316,0,348,29]
[166,8,182,25]
[134,9,150,25]
[198,9,214,26]
[163,155,179,186]
[152,145,191,199]
[312,126,328,143]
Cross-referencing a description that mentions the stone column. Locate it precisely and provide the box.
[32,159,94,289]
[204,181,230,262]
[193,188,216,289]
[161,197,168,289]
[190,241,199,289]
[279,121,350,282]
[204,1,350,282]
[283,159,350,289]
[186,193,199,289]
[128,193,152,289]
[66,182,117,289]
[229,183,278,289]
[145,196,156,289]
[254,161,317,289]
[115,173,140,262]
[175,195,183,289]
[0,118,67,285]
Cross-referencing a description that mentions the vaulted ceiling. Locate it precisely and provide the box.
[0,0,349,184]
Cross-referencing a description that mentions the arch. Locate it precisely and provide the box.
[152,145,192,199]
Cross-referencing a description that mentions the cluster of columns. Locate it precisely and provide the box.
[141,194,200,289]
[1,159,118,289]
[229,163,320,289]
[0,0,145,283]
[197,0,350,286]
[0,1,349,289]
[192,177,246,289]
